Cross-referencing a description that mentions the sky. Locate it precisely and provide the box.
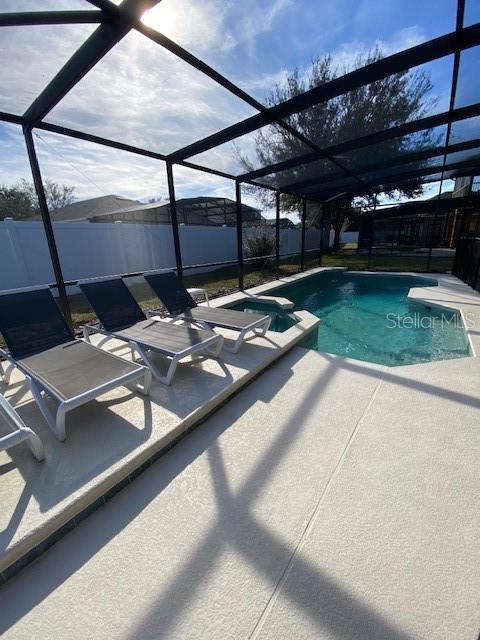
[0,0,476,219]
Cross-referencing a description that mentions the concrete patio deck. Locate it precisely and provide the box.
[0,343,478,639]
[0,304,320,578]
[0,269,479,639]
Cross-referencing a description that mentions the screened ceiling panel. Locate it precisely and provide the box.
[444,166,480,180]
[464,0,480,27]
[285,55,454,151]
[0,23,97,115]
[449,115,480,144]
[0,121,33,183]
[361,160,444,183]
[300,175,359,196]
[0,0,93,10]
[189,123,312,176]
[254,158,340,190]
[45,29,258,154]
[33,129,169,203]
[141,0,457,107]
[454,46,480,109]
[332,126,448,172]
[446,148,480,164]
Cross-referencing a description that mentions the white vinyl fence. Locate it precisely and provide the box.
[0,219,322,291]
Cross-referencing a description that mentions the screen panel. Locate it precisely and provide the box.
[33,129,176,324]
[333,126,448,174]
[255,158,340,190]
[46,29,257,155]
[288,55,454,150]
[141,0,457,107]
[454,46,480,109]
[0,23,96,115]
[172,164,242,298]
[449,115,480,145]
[0,123,57,295]
[464,0,480,27]
[189,124,311,176]
[240,184,277,287]
[0,1,92,10]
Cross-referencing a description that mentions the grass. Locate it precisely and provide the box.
[65,250,454,329]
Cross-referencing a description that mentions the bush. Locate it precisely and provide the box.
[244,231,275,266]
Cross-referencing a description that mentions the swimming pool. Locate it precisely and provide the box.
[230,272,471,366]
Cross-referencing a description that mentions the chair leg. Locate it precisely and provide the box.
[131,369,152,395]
[131,342,178,385]
[253,317,272,337]
[206,335,224,356]
[0,359,14,385]
[0,395,45,461]
[224,328,249,354]
[28,377,65,441]
[23,426,46,460]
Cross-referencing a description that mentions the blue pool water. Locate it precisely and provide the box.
[232,272,471,366]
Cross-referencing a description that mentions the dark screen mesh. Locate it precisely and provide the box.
[144,271,197,316]
[0,288,74,360]
[79,279,146,332]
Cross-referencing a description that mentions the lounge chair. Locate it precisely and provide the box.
[143,271,272,353]
[79,277,223,385]
[0,287,151,441]
[0,393,45,461]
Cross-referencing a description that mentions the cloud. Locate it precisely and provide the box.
[328,25,427,74]
[0,4,457,211]
[0,21,96,115]
[32,129,170,202]
[44,29,255,155]
[143,0,293,57]
[0,123,32,185]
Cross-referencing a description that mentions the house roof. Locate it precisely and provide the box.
[34,195,142,221]
[37,195,261,223]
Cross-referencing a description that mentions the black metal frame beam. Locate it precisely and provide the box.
[240,103,480,183]
[300,198,307,271]
[21,0,161,126]
[83,1,367,192]
[281,138,480,194]
[0,111,23,125]
[235,182,244,289]
[308,159,480,201]
[428,0,466,271]
[169,24,480,162]
[275,192,280,276]
[23,125,72,327]
[166,162,183,279]
[0,11,107,26]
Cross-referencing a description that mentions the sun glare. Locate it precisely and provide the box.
[141,4,180,40]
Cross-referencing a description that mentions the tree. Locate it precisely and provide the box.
[0,179,75,220]
[44,180,75,212]
[238,49,438,249]
[0,183,36,220]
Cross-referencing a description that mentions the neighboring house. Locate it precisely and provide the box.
[266,218,296,229]
[37,195,263,227]
[41,195,141,221]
